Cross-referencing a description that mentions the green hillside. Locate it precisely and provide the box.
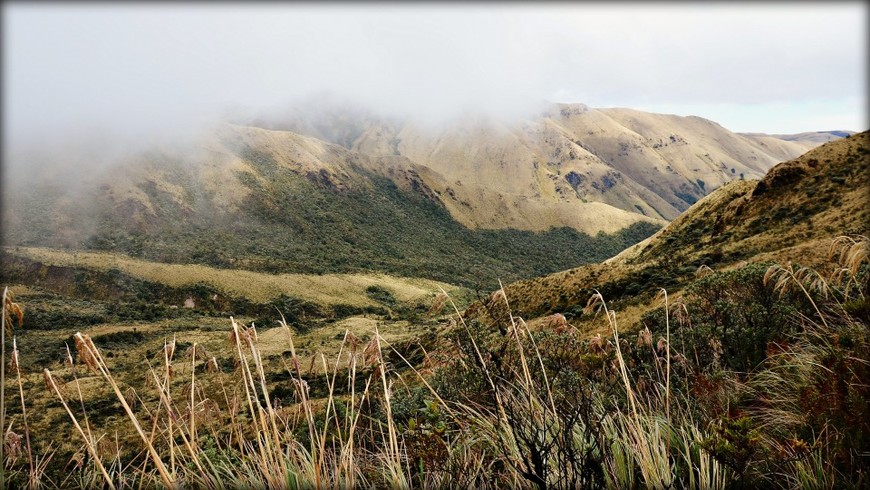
[6,145,659,289]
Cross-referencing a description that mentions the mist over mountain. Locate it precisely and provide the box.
[2,5,868,487]
[2,100,843,290]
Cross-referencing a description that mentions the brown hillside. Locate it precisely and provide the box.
[352,103,815,232]
[484,131,869,325]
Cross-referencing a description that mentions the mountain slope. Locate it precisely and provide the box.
[2,123,659,288]
[2,106,836,289]
[487,131,869,322]
[350,103,814,230]
[741,130,856,151]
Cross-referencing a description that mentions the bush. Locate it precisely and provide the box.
[642,263,804,372]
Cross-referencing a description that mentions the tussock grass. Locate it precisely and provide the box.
[0,235,867,488]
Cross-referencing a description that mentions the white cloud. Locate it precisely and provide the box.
[3,1,866,148]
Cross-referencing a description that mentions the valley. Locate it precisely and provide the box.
[4,3,867,487]
[1,118,866,489]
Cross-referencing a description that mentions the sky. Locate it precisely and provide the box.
[3,1,867,149]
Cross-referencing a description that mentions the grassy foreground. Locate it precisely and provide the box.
[0,235,868,488]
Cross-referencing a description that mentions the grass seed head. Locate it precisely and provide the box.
[637,327,653,348]
[545,313,569,333]
[363,337,381,367]
[4,430,23,462]
[3,289,24,333]
[657,336,668,353]
[74,333,99,372]
[829,235,869,275]
[346,331,363,353]
[590,333,605,353]
[184,344,211,362]
[584,292,604,315]
[124,386,138,410]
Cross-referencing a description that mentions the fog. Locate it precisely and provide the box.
[3,2,867,167]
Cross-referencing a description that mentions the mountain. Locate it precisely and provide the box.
[2,123,658,288]
[349,104,814,228]
[484,131,869,323]
[2,104,834,288]
[741,130,856,150]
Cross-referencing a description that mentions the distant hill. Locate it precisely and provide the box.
[251,103,818,230]
[741,130,855,151]
[349,104,813,228]
[486,131,869,323]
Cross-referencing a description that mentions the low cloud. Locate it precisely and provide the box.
[3,3,866,160]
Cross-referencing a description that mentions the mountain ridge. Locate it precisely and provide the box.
[2,105,846,288]
[347,103,817,226]
[479,130,869,324]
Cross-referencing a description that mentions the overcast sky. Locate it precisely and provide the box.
[3,2,867,147]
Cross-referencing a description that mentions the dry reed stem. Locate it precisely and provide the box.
[145,364,211,487]
[73,332,174,488]
[495,280,547,412]
[228,318,273,479]
[44,369,115,489]
[11,338,34,486]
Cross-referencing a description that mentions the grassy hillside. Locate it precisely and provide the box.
[741,130,856,150]
[1,247,459,309]
[0,134,865,490]
[4,136,660,289]
[351,104,815,230]
[486,131,869,323]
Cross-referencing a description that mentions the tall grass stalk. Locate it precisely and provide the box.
[73,332,174,488]
[373,327,408,487]
[145,363,210,486]
[658,288,672,423]
[163,336,176,478]
[498,279,557,416]
[43,369,115,489]
[10,338,34,488]
[1,286,8,488]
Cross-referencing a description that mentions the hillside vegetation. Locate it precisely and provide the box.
[351,104,814,228]
[1,234,866,488]
[3,125,660,288]
[0,131,866,489]
[491,131,869,323]
[1,247,459,308]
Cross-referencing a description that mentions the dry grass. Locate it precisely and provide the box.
[495,133,868,327]
[2,230,866,488]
